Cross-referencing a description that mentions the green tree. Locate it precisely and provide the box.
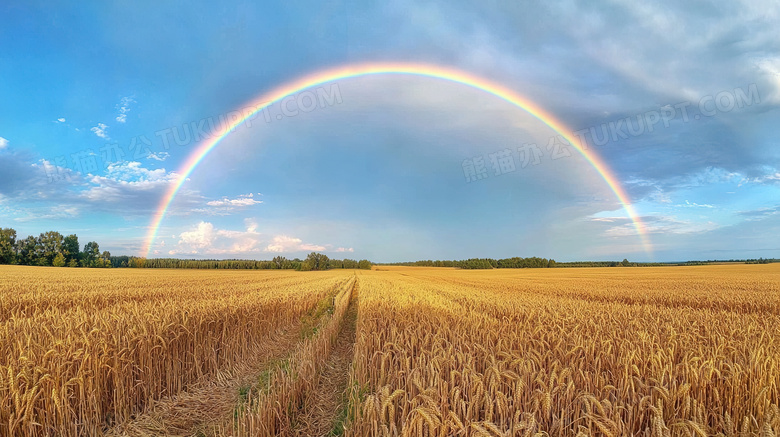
[52,253,66,267]
[38,231,64,266]
[82,241,100,267]
[63,234,80,264]
[0,228,17,264]
[358,259,372,270]
[15,236,38,265]
[621,258,631,267]
[272,256,290,269]
[95,251,111,268]
[128,257,147,268]
[304,252,329,271]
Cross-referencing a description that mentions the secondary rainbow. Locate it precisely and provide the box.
[143,62,652,257]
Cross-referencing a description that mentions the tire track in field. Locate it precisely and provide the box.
[106,278,355,437]
[292,291,358,437]
[103,323,303,437]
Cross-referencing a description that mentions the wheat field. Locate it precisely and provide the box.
[348,265,780,436]
[1,264,779,436]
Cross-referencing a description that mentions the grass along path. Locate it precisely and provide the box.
[292,294,358,436]
[228,277,356,436]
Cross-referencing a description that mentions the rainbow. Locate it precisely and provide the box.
[143,62,652,257]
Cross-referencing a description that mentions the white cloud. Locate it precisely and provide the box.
[178,221,216,249]
[56,118,66,123]
[169,221,264,255]
[206,193,263,207]
[265,235,325,253]
[0,137,7,149]
[115,96,134,123]
[80,161,182,203]
[194,194,265,216]
[91,123,109,139]
[146,151,169,161]
[7,157,198,218]
[102,161,177,181]
[166,223,347,256]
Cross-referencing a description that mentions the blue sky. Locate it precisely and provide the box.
[0,1,778,262]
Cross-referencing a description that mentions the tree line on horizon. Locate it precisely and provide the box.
[383,257,778,268]
[109,252,372,271]
[383,257,665,269]
[3,227,776,271]
[0,228,373,271]
[384,257,559,269]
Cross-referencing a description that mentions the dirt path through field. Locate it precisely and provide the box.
[104,323,302,437]
[292,294,358,436]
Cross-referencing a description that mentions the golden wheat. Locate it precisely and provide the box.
[0,266,353,436]
[3,263,779,437]
[345,265,780,436]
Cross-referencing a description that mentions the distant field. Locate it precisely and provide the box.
[1,264,779,436]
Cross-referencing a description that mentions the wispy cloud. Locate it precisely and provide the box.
[146,151,169,161]
[592,214,721,238]
[91,123,109,139]
[265,235,325,253]
[55,118,66,123]
[677,200,714,208]
[191,193,264,216]
[743,169,780,185]
[13,206,80,222]
[0,137,7,149]
[738,205,780,220]
[115,96,134,123]
[206,193,263,207]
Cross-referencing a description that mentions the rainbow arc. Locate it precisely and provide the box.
[143,63,652,257]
